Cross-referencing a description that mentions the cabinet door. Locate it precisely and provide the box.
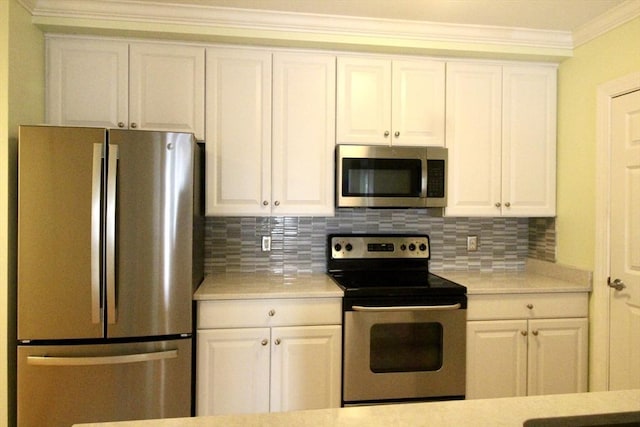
[270,325,342,412]
[527,318,588,396]
[502,66,557,217]
[445,63,503,216]
[196,328,270,416]
[129,43,205,139]
[47,37,128,128]
[272,52,336,216]
[466,320,527,399]
[337,57,391,144]
[206,48,272,216]
[392,59,445,146]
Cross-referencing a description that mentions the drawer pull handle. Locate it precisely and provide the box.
[261,339,268,346]
[521,331,528,336]
[532,330,539,336]
[274,338,281,345]
[268,309,276,317]
[527,304,534,309]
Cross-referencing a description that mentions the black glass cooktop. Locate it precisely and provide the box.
[329,271,466,297]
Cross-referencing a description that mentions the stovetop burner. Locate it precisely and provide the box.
[327,233,466,298]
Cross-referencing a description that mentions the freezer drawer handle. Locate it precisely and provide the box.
[26,349,178,366]
[352,303,462,312]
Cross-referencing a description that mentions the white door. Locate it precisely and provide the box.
[336,57,391,144]
[270,325,342,412]
[205,48,272,216]
[272,52,336,216]
[129,43,205,139]
[46,37,129,128]
[609,89,640,390]
[466,320,527,399]
[196,328,271,416]
[391,59,445,147]
[527,318,588,396]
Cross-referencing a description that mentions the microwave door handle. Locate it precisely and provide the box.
[352,303,462,312]
[106,144,118,324]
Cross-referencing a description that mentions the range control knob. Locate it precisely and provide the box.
[334,243,342,252]
[345,243,353,252]
[400,244,407,251]
[419,243,427,251]
[408,243,416,251]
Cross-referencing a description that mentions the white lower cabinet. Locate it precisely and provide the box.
[466,293,588,399]
[196,298,342,415]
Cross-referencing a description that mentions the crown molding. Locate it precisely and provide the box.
[21,0,575,60]
[573,0,640,47]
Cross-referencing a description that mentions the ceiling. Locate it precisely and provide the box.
[147,0,630,32]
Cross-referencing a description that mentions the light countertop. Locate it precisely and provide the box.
[194,259,591,301]
[74,389,640,426]
[193,272,343,300]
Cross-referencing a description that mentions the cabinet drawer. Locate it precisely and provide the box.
[467,293,588,321]
[198,298,342,328]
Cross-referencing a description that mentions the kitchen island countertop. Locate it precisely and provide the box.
[74,389,640,426]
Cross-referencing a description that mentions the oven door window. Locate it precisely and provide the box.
[342,158,423,197]
[370,322,443,373]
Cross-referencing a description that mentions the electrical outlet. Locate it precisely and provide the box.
[467,235,478,252]
[261,236,271,252]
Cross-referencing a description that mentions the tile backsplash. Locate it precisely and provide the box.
[204,210,556,275]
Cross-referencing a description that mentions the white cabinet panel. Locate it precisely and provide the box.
[337,56,445,146]
[272,53,336,216]
[129,43,205,138]
[445,63,502,216]
[270,325,342,412]
[205,48,272,216]
[445,62,557,217]
[196,328,270,416]
[47,37,128,128]
[466,293,588,400]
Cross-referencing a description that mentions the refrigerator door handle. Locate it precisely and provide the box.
[26,349,178,366]
[106,144,118,324]
[91,144,103,324]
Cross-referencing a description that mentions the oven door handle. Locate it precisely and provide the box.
[351,303,462,312]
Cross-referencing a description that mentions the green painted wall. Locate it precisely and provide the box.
[556,16,640,270]
[1,1,44,425]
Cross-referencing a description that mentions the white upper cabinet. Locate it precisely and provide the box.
[129,43,205,137]
[337,56,445,146]
[46,36,205,140]
[47,37,129,129]
[445,62,557,217]
[206,48,272,216]
[206,48,336,216]
[272,52,336,216]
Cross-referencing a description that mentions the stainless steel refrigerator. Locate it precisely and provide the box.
[17,125,204,426]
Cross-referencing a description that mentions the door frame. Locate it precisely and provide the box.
[592,71,640,391]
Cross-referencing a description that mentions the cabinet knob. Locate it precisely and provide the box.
[268,309,276,317]
[261,339,269,346]
[394,131,400,137]
[527,304,534,309]
[117,122,125,128]
[274,201,280,206]
[505,202,511,207]
[532,330,539,336]
[263,200,269,206]
[130,122,138,129]
[274,338,281,345]
[384,131,390,137]
[495,202,501,208]
[521,331,528,336]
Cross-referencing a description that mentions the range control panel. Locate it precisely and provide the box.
[330,235,430,260]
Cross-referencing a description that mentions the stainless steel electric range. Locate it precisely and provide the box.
[327,234,467,406]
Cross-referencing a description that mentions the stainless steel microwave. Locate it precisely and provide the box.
[336,145,447,208]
